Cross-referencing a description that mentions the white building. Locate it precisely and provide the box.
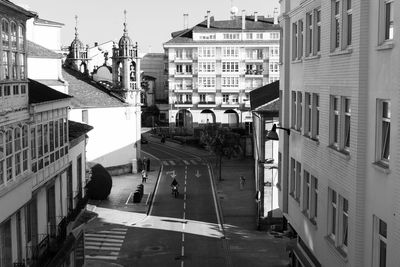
[278,0,400,266]
[0,2,92,266]
[163,10,280,130]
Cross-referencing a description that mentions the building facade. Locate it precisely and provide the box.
[164,11,280,129]
[0,2,91,266]
[279,0,400,266]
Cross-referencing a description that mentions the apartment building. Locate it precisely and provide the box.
[0,1,92,266]
[163,11,280,129]
[278,0,399,266]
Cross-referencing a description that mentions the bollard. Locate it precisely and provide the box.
[133,191,141,203]
[137,184,144,198]
[146,158,150,172]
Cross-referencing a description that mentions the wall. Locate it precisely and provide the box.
[69,106,139,168]
[27,57,60,80]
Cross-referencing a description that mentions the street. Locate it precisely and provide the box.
[84,139,229,267]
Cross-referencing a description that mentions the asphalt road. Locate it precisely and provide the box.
[89,140,229,267]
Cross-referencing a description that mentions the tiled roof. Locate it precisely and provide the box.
[255,99,280,112]
[250,80,279,110]
[62,68,128,108]
[68,120,93,142]
[29,79,72,104]
[1,0,36,17]
[34,17,64,26]
[165,16,279,45]
[27,40,62,59]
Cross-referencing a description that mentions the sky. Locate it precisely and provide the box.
[16,0,279,53]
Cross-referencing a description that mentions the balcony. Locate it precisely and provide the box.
[174,85,193,93]
[174,101,193,108]
[221,87,240,93]
[197,87,216,93]
[245,70,264,77]
[245,56,264,62]
[174,56,193,63]
[174,71,192,78]
[221,102,240,108]
[197,101,217,108]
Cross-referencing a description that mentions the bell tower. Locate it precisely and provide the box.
[111,10,142,173]
[66,15,89,73]
[111,10,141,106]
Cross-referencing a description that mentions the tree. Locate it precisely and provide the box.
[200,125,242,181]
[86,164,113,200]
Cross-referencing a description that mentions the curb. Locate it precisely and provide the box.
[146,165,162,216]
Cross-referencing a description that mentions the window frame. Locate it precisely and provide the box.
[376,100,390,166]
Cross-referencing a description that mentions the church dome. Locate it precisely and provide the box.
[71,37,84,49]
[118,33,132,48]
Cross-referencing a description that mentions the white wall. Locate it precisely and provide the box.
[70,106,139,168]
[26,19,62,51]
[27,58,60,80]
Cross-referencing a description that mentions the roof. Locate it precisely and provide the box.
[165,16,280,45]
[28,79,72,104]
[250,80,279,110]
[0,0,36,17]
[62,67,128,108]
[27,40,62,59]
[68,120,93,142]
[34,17,64,27]
[34,79,67,87]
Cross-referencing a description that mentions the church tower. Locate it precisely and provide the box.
[66,15,89,73]
[111,10,141,106]
[111,10,142,173]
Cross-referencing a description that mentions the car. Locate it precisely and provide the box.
[141,136,148,144]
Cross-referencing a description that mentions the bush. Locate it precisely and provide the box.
[86,164,112,200]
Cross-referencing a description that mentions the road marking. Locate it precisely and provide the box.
[86,246,121,251]
[85,242,121,247]
[183,160,190,165]
[169,160,176,165]
[85,237,124,243]
[183,203,186,210]
[85,233,125,239]
[181,246,184,256]
[162,161,169,166]
[125,192,133,204]
[182,234,185,242]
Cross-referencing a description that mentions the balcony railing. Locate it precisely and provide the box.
[175,71,192,75]
[245,70,263,75]
[198,101,215,104]
[175,101,192,104]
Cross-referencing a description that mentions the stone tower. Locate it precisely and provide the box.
[66,15,89,73]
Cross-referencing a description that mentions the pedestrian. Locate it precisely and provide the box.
[240,175,246,190]
[141,169,148,183]
[143,157,147,172]
[146,157,150,172]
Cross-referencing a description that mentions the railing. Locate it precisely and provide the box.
[175,71,192,75]
[245,70,263,75]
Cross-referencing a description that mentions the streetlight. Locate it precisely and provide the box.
[266,124,291,140]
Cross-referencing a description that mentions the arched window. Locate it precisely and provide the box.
[1,51,9,80]
[10,22,17,49]
[18,25,24,50]
[1,19,9,48]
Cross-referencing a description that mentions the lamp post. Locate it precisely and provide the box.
[266,124,291,140]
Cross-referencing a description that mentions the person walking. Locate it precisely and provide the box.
[141,169,148,183]
[240,175,246,190]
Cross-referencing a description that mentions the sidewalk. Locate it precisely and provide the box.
[213,157,290,267]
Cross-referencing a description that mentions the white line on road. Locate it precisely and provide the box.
[85,246,121,251]
[183,202,186,210]
[85,242,122,247]
[182,233,185,242]
[125,192,133,205]
[85,255,118,260]
[181,246,184,256]
[85,237,124,243]
[85,233,125,239]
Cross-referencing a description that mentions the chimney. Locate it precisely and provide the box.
[207,10,211,28]
[273,8,278,24]
[254,12,258,22]
[242,10,246,30]
[94,42,98,47]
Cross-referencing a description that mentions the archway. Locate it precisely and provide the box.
[175,109,193,128]
[223,110,239,127]
[79,62,87,74]
[199,109,216,124]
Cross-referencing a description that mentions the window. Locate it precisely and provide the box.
[10,22,17,49]
[297,92,303,131]
[222,62,239,72]
[290,158,301,203]
[292,22,298,60]
[223,33,240,40]
[303,170,310,212]
[313,93,320,139]
[246,33,253,39]
[277,152,282,190]
[316,9,321,52]
[222,94,229,103]
[1,19,9,48]
[328,188,349,255]
[176,64,183,73]
[2,51,9,80]
[18,25,24,50]
[4,85,10,96]
[306,12,313,56]
[373,216,387,267]
[222,77,239,87]
[31,127,36,172]
[198,62,215,72]
[198,77,215,88]
[344,98,351,150]
[198,47,215,58]
[344,0,352,46]
[185,65,192,73]
[291,91,297,128]
[376,100,390,165]
[11,52,17,79]
[379,0,394,43]
[332,0,341,50]
[19,54,25,79]
[312,176,318,220]
[246,49,263,59]
[256,33,263,39]
[222,47,239,58]
[0,132,4,185]
[301,171,318,224]
[199,94,206,103]
[5,130,12,181]
[298,20,304,58]
[13,85,18,95]
[305,93,312,136]
[332,96,340,146]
